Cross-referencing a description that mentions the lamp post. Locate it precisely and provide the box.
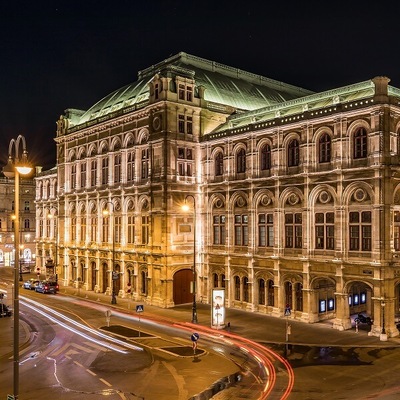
[2,134,33,400]
[380,299,387,341]
[183,195,198,324]
[103,202,117,304]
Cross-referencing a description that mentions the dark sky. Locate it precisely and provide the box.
[1,0,399,169]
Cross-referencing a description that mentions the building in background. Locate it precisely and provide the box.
[35,52,400,337]
[0,169,38,274]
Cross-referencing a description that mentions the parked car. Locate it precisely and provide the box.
[0,304,12,317]
[35,281,59,294]
[354,313,373,325]
[23,279,40,290]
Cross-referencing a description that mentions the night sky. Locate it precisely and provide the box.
[1,0,399,169]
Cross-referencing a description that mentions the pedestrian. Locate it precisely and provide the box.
[227,321,231,332]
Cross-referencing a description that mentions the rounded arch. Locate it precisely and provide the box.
[111,137,122,151]
[123,196,136,213]
[342,278,373,294]
[342,181,374,205]
[229,191,248,210]
[208,193,226,212]
[138,195,150,211]
[347,119,371,137]
[77,201,86,215]
[123,132,135,148]
[210,146,224,159]
[138,128,149,144]
[67,149,76,162]
[253,189,275,209]
[279,187,304,208]
[312,126,334,143]
[231,141,247,155]
[282,131,301,147]
[88,200,97,214]
[77,146,86,159]
[68,202,76,214]
[98,140,108,154]
[88,143,97,157]
[347,119,371,159]
[308,184,337,207]
[256,138,273,152]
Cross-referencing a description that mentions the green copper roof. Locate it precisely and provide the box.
[210,80,379,133]
[74,52,314,126]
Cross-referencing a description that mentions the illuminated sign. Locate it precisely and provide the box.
[211,288,225,329]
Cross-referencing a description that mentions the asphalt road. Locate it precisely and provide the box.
[1,269,400,399]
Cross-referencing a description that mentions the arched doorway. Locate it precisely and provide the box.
[173,269,193,305]
[348,281,372,317]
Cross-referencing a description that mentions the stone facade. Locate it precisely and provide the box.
[35,53,400,337]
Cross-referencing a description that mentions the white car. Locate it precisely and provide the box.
[23,279,40,290]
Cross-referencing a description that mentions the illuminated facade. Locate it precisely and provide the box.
[0,174,36,271]
[35,53,400,337]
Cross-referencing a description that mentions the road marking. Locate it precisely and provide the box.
[73,360,84,368]
[86,368,97,376]
[99,378,112,387]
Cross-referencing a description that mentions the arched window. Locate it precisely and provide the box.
[260,144,271,170]
[141,270,148,295]
[234,276,240,300]
[213,273,218,287]
[288,139,299,167]
[285,281,293,308]
[215,152,224,176]
[258,279,265,305]
[267,279,274,306]
[354,128,367,159]
[295,282,303,311]
[243,277,249,302]
[319,133,331,163]
[237,148,246,173]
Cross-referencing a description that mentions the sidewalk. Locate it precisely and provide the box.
[60,284,400,349]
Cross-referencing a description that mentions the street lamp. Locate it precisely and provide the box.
[2,134,33,400]
[380,299,387,341]
[103,202,117,304]
[183,195,198,324]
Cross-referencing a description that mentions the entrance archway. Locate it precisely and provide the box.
[173,269,193,305]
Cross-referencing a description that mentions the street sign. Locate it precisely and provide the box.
[136,305,144,313]
[191,332,200,342]
[8,395,15,400]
